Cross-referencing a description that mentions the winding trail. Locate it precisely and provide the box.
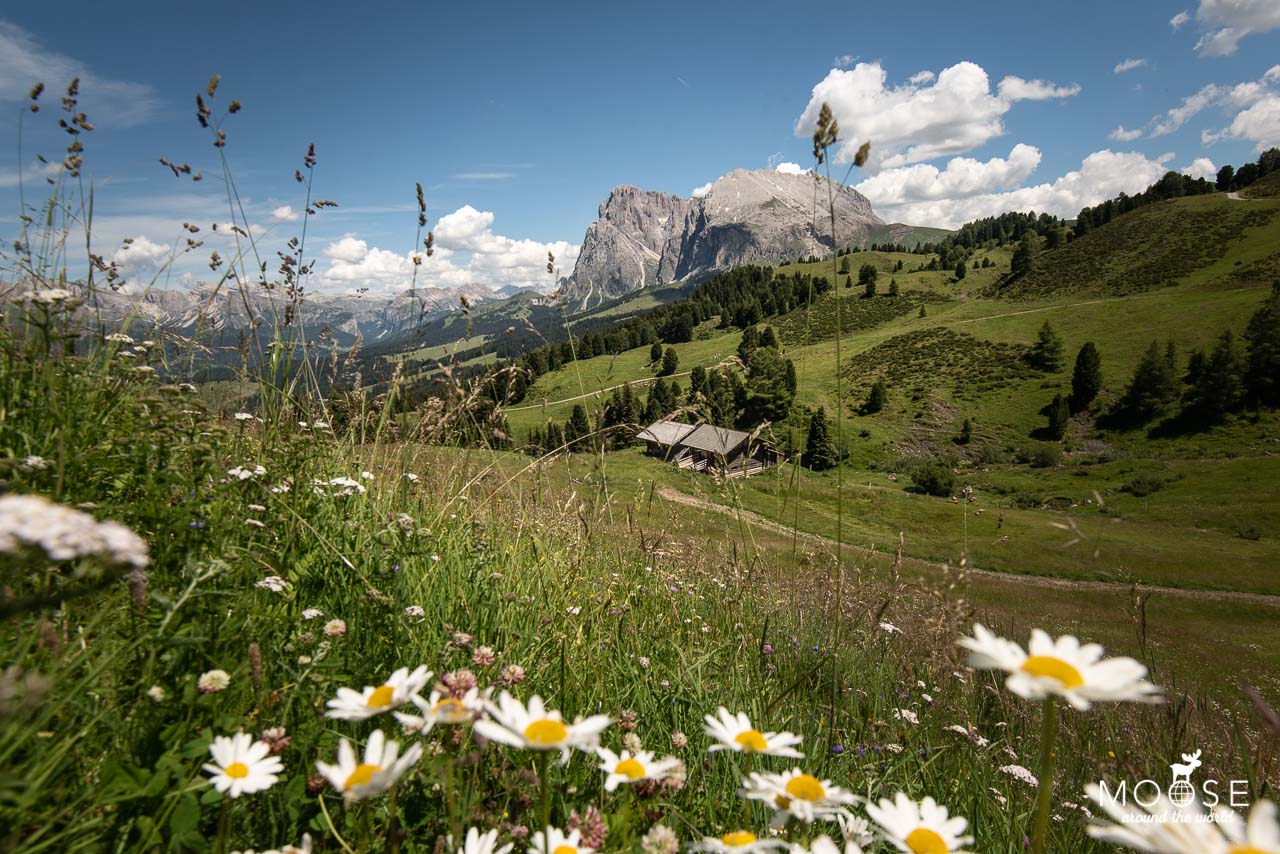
[655,486,1280,607]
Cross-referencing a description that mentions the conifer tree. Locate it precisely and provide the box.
[649,342,663,363]
[1122,340,1178,420]
[1046,393,1070,440]
[1245,281,1280,407]
[1029,320,1064,371]
[864,379,888,414]
[805,407,839,470]
[659,347,679,377]
[1069,342,1102,413]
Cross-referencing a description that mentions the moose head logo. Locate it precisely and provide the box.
[1170,749,1202,785]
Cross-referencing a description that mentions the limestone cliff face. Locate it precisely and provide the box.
[559,169,883,308]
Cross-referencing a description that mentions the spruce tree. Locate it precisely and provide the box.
[805,407,839,471]
[565,404,591,450]
[1189,330,1246,416]
[889,278,900,297]
[1046,393,1070,440]
[860,263,878,297]
[955,259,967,280]
[737,326,760,362]
[1122,340,1178,420]
[919,304,927,318]
[1011,230,1039,275]
[649,342,663,363]
[1029,321,1064,371]
[659,347,679,377]
[864,380,888,414]
[1245,281,1280,407]
[1069,342,1102,412]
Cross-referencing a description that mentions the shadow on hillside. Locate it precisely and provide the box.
[1145,408,1224,439]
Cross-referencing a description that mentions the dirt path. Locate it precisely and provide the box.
[656,486,1280,607]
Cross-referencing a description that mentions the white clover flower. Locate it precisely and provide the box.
[473,692,612,764]
[255,576,288,593]
[360,471,375,480]
[325,666,432,721]
[0,494,149,568]
[703,707,803,758]
[228,465,267,481]
[641,825,680,854]
[404,605,425,618]
[690,832,787,854]
[595,747,683,792]
[315,729,422,802]
[198,669,231,694]
[302,608,324,620]
[234,412,255,421]
[741,769,859,824]
[528,827,594,854]
[403,473,420,483]
[959,624,1162,710]
[866,793,973,854]
[147,685,167,702]
[394,686,489,733]
[202,732,284,798]
[21,455,48,471]
[324,619,347,637]
[454,827,513,854]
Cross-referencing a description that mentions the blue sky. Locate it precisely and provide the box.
[2,0,1278,294]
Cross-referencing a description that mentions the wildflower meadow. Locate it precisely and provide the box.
[1,71,1278,854]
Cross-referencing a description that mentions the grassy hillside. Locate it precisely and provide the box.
[999,193,1280,299]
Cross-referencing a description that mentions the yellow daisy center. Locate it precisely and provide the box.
[615,757,646,779]
[552,847,578,854]
[905,828,948,854]
[224,762,250,779]
[721,832,757,847]
[433,697,468,720]
[1020,655,1085,689]
[343,763,381,789]
[1227,849,1270,854]
[774,794,792,810]
[734,729,768,752]
[524,718,568,745]
[367,684,396,707]
[784,773,826,801]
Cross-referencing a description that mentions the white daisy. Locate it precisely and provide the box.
[315,728,423,801]
[394,686,489,734]
[959,624,1162,710]
[595,747,683,792]
[1085,785,1279,853]
[202,732,284,798]
[690,832,788,854]
[703,707,803,758]
[455,828,514,854]
[528,827,594,854]
[741,769,860,824]
[787,836,864,854]
[325,666,432,720]
[866,792,973,854]
[473,692,612,764]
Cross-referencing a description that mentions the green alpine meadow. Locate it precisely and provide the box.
[2,5,1280,852]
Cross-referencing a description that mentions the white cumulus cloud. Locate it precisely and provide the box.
[1204,94,1280,150]
[271,205,300,222]
[1192,0,1280,56]
[690,182,713,198]
[1182,157,1218,179]
[854,144,1042,207]
[317,206,580,295]
[111,236,171,270]
[864,149,1171,230]
[1171,10,1192,28]
[1109,126,1145,141]
[774,162,809,176]
[1113,58,1148,74]
[795,61,1079,169]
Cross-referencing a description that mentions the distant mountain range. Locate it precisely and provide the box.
[557,168,946,309]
